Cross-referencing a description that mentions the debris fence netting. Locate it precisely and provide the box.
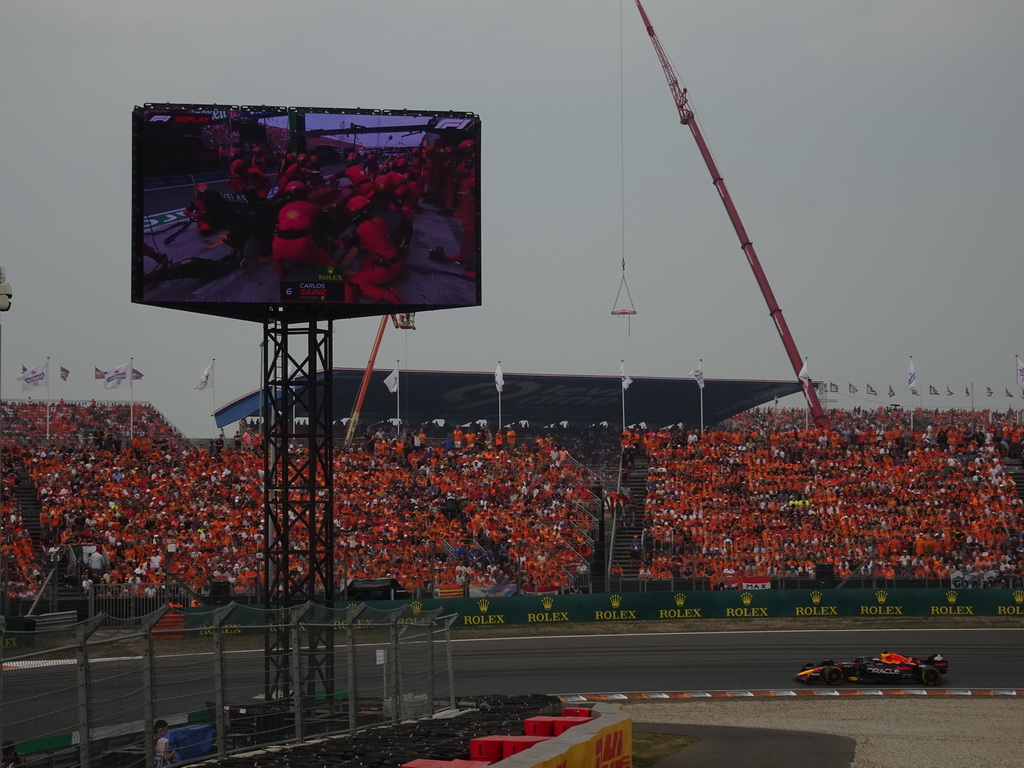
[0,603,455,767]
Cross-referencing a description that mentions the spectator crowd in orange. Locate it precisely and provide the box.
[631,406,1024,587]
[4,402,597,600]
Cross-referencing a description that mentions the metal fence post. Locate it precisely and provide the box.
[346,615,357,732]
[443,615,456,710]
[75,619,102,768]
[141,606,167,758]
[0,616,5,750]
[213,603,237,759]
[389,614,400,723]
[291,603,313,742]
[344,605,366,733]
[427,618,435,716]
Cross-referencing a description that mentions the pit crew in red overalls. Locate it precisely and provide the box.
[339,195,404,304]
[251,146,268,174]
[230,160,271,199]
[270,182,338,278]
[183,184,216,236]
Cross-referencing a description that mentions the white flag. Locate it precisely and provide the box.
[494,364,504,393]
[104,361,132,389]
[620,362,633,391]
[690,364,705,390]
[1017,357,1024,386]
[798,360,810,382]
[195,362,213,391]
[907,359,917,390]
[18,361,47,391]
[384,366,400,394]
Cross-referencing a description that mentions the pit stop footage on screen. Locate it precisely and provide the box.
[134,106,481,320]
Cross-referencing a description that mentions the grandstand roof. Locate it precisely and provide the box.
[215,369,803,430]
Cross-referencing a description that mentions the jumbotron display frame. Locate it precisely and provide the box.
[132,103,481,323]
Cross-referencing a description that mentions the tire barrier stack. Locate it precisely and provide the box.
[198,695,568,768]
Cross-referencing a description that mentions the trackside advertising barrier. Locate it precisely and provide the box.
[218,588,1024,630]
[497,704,631,768]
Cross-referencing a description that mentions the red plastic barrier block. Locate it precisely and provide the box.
[523,716,558,736]
[550,716,595,735]
[561,707,594,718]
[469,736,506,763]
[501,735,552,758]
[403,761,492,768]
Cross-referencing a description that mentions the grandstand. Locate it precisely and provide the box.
[2,400,1022,620]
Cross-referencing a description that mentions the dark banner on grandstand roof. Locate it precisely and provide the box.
[215,369,803,430]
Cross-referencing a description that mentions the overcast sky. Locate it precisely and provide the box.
[1,1,1022,437]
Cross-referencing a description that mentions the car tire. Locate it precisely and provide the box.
[920,665,942,686]
[824,665,845,686]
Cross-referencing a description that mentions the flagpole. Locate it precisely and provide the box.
[395,359,400,436]
[698,358,704,437]
[909,356,914,434]
[45,357,50,439]
[259,340,266,430]
[802,357,809,431]
[211,358,216,425]
[1011,354,1019,428]
[620,360,626,436]
[129,356,135,442]
[497,360,502,431]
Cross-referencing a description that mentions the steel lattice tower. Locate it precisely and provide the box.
[261,316,335,700]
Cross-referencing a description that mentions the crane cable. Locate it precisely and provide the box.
[612,0,638,333]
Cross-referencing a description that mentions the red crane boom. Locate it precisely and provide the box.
[634,0,827,426]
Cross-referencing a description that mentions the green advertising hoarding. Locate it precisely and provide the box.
[182,588,1024,632]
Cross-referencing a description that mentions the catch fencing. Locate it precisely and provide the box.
[0,602,456,768]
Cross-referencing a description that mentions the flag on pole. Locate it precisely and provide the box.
[195,362,213,391]
[965,386,971,397]
[907,360,917,390]
[132,368,144,381]
[17,362,47,391]
[383,366,400,394]
[1017,357,1024,385]
[620,362,633,391]
[798,360,810,383]
[60,366,70,381]
[1006,388,1014,398]
[20,365,26,374]
[929,385,940,396]
[494,364,504,393]
[987,387,993,397]
[866,384,877,396]
[848,383,858,394]
[888,384,895,398]
[94,367,107,380]
[104,362,132,389]
[827,382,837,393]
[945,387,953,396]
[690,363,704,390]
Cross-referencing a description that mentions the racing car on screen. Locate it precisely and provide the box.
[795,652,949,686]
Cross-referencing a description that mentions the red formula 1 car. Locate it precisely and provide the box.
[795,652,949,686]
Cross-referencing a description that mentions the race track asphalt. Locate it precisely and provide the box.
[637,721,855,768]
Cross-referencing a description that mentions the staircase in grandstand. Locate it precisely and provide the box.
[12,468,43,547]
[608,451,650,588]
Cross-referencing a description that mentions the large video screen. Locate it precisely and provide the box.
[132,104,481,322]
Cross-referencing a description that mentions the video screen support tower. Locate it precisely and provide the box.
[261,315,336,702]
